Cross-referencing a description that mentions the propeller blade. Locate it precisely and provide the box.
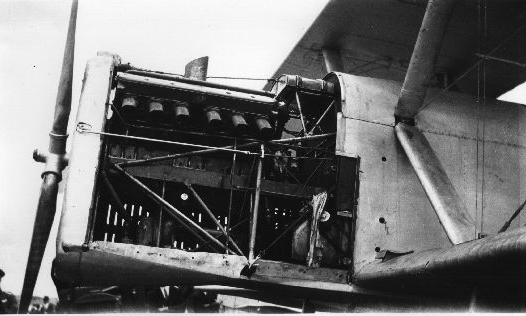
[51,0,78,141]
[18,174,60,313]
[19,0,78,313]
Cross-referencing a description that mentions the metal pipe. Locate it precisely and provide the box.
[118,73,277,106]
[226,138,238,252]
[395,122,475,244]
[126,69,275,98]
[475,53,526,68]
[295,92,307,134]
[190,217,249,252]
[186,184,244,256]
[308,101,334,135]
[112,164,234,254]
[118,133,335,167]
[156,181,166,247]
[395,0,456,119]
[321,48,344,73]
[248,145,264,261]
[271,133,335,144]
[498,198,526,233]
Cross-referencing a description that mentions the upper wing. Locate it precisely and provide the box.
[265,0,526,98]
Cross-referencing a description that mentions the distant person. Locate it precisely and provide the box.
[0,269,17,314]
[40,296,56,314]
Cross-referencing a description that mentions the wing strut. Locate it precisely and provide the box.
[19,0,78,313]
[395,123,476,244]
[395,0,456,120]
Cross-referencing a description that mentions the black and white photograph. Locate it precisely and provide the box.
[1,0,526,313]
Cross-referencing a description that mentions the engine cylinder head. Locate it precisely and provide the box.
[174,101,190,124]
[121,95,138,115]
[256,117,273,138]
[148,101,164,121]
[231,113,248,134]
[206,109,222,130]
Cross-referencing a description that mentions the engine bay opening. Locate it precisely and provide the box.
[88,69,359,269]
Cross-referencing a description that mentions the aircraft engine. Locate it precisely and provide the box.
[85,64,359,269]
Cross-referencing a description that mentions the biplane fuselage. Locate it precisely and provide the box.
[52,51,526,311]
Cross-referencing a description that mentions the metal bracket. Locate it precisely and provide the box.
[33,148,69,180]
[76,122,93,133]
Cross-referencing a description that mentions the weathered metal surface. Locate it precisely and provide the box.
[354,225,526,293]
[127,69,275,98]
[326,73,526,274]
[54,241,390,301]
[329,72,400,127]
[117,73,278,113]
[395,123,476,244]
[184,56,209,81]
[57,55,117,250]
[395,0,456,119]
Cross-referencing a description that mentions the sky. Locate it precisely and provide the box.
[0,0,329,297]
[1,0,525,301]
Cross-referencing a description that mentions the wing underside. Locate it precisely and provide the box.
[265,0,526,98]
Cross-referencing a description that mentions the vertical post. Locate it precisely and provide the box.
[295,92,307,135]
[156,181,166,247]
[226,138,237,252]
[248,144,264,262]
